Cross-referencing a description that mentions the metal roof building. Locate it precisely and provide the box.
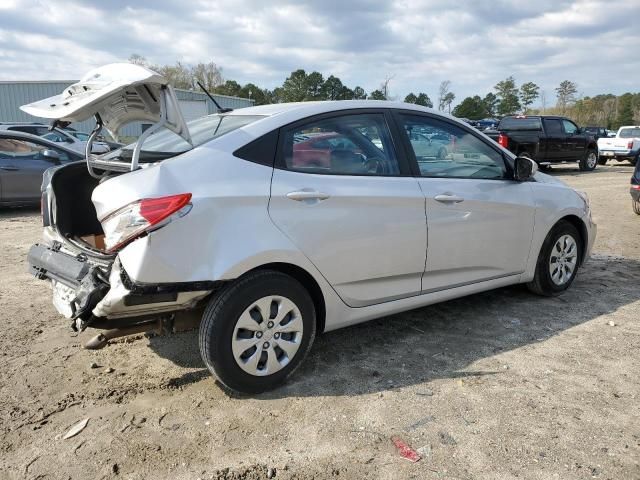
[0,80,254,138]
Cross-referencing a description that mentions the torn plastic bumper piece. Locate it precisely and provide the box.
[27,243,223,327]
[28,243,109,323]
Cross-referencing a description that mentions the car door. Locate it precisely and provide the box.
[562,119,585,160]
[0,137,63,203]
[269,111,427,307]
[542,118,566,162]
[394,112,536,292]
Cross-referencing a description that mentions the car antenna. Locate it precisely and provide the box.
[196,81,233,114]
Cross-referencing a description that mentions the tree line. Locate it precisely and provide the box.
[130,55,640,129]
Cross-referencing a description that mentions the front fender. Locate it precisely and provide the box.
[522,182,593,281]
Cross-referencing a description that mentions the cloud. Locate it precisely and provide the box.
[0,0,638,104]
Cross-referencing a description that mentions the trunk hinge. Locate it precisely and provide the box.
[85,113,109,180]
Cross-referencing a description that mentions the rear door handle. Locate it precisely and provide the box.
[286,190,330,201]
[0,166,19,171]
[434,193,464,203]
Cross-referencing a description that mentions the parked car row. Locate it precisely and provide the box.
[0,122,121,154]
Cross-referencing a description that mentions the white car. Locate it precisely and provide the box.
[24,64,596,394]
[597,126,640,166]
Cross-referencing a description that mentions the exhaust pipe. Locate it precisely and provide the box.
[84,319,162,350]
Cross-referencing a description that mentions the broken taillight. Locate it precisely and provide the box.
[100,193,192,253]
[498,133,509,148]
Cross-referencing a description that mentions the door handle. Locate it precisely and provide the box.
[0,166,19,171]
[434,193,464,203]
[286,190,330,201]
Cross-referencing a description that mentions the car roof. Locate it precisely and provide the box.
[229,100,473,141]
[230,100,442,117]
[0,129,83,157]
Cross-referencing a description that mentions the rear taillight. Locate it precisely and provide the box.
[627,141,634,149]
[632,185,640,190]
[100,193,192,253]
[498,133,509,148]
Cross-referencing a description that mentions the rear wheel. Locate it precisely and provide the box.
[630,154,638,167]
[527,221,582,296]
[633,198,640,215]
[579,149,598,171]
[199,270,316,394]
[597,156,608,165]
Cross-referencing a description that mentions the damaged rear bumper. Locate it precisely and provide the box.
[28,243,219,326]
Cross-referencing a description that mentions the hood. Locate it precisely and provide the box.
[20,63,191,144]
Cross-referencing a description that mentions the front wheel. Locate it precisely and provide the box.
[579,149,598,171]
[199,270,316,394]
[527,221,582,296]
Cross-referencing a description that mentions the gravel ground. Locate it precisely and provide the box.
[1,164,638,480]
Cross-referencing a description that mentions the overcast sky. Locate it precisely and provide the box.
[1,0,638,105]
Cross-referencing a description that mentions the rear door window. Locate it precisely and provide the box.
[281,113,400,176]
[543,119,564,135]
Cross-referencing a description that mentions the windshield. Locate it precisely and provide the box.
[123,114,265,153]
[619,127,640,138]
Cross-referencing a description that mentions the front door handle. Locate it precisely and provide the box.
[434,193,464,203]
[286,190,330,201]
[0,166,19,171]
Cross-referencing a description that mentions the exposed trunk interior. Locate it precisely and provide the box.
[51,163,117,252]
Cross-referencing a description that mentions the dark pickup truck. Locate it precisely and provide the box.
[485,115,599,171]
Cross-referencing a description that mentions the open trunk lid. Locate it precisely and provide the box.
[20,63,191,145]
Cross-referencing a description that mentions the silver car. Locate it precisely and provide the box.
[24,64,596,394]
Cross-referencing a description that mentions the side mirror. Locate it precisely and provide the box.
[514,156,538,181]
[42,149,61,162]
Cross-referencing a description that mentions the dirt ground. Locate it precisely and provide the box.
[1,164,639,480]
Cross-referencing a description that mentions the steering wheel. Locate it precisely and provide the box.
[364,155,393,174]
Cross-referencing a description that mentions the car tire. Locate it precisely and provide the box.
[579,148,598,171]
[527,220,582,296]
[630,154,638,167]
[199,270,316,394]
[597,156,608,165]
[633,198,640,215]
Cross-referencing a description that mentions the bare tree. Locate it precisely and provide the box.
[438,80,451,111]
[128,54,149,67]
[380,74,395,100]
[192,62,224,91]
